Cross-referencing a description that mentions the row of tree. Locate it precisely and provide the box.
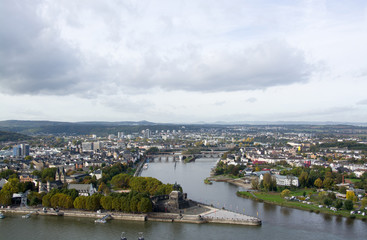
[109,174,180,196]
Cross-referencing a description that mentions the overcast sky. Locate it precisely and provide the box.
[1,0,367,123]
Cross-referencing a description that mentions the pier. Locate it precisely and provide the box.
[95,214,111,223]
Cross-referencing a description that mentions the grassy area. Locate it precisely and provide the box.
[237,190,367,220]
[204,178,213,185]
[346,178,361,183]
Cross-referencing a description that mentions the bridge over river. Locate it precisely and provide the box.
[147,151,225,162]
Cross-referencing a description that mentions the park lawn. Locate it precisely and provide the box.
[237,190,367,220]
[346,178,361,183]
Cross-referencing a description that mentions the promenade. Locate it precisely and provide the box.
[201,206,261,226]
[1,205,261,226]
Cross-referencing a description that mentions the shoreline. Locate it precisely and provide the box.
[207,176,252,189]
[0,204,261,226]
[207,175,366,221]
[236,191,367,221]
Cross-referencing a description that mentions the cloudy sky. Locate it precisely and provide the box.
[1,0,367,123]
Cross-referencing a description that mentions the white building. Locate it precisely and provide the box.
[68,183,96,196]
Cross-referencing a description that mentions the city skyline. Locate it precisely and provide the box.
[1,0,367,123]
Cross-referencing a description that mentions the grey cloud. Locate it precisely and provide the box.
[116,40,313,93]
[0,1,314,97]
[0,1,81,95]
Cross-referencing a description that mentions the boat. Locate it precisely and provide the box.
[120,232,127,240]
[138,232,144,240]
[0,212,5,219]
[94,219,106,223]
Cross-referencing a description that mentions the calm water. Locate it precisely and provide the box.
[0,158,366,240]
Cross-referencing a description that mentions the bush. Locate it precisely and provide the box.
[344,200,354,210]
[323,198,333,206]
[281,189,290,198]
[334,199,343,209]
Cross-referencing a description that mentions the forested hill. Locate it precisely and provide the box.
[0,120,182,136]
[0,130,32,142]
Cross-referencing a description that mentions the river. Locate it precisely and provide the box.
[0,158,366,240]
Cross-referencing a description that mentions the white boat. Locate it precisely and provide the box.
[94,219,106,223]
[0,212,5,219]
[143,163,148,170]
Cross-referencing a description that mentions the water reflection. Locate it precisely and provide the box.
[335,215,343,223]
[263,203,277,213]
[323,213,332,222]
[280,207,291,216]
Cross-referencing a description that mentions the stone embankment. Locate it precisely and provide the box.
[1,205,261,226]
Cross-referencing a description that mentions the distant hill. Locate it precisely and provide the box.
[0,130,32,142]
[0,120,178,136]
[0,120,366,136]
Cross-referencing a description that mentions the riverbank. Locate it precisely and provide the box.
[207,175,251,189]
[237,191,367,221]
[0,204,261,226]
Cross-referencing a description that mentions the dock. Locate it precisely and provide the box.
[95,214,111,223]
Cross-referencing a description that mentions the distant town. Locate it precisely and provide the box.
[0,121,366,220]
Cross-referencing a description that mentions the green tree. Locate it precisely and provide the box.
[281,189,291,198]
[1,178,21,194]
[112,197,121,211]
[110,174,131,189]
[86,194,101,211]
[130,196,140,213]
[361,197,367,209]
[298,171,309,188]
[74,196,87,210]
[42,194,52,207]
[100,196,113,210]
[120,196,130,212]
[334,199,343,209]
[27,192,43,206]
[138,197,152,213]
[251,178,259,190]
[323,198,333,206]
[262,173,272,191]
[344,200,354,210]
[146,147,159,155]
[323,177,334,189]
[0,191,12,205]
[346,190,355,201]
[314,178,323,189]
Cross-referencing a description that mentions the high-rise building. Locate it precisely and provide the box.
[118,132,124,139]
[144,129,151,139]
[82,142,93,151]
[20,144,30,156]
[13,145,21,157]
[93,141,102,151]
[13,144,30,157]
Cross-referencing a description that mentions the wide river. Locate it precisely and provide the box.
[0,158,366,240]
